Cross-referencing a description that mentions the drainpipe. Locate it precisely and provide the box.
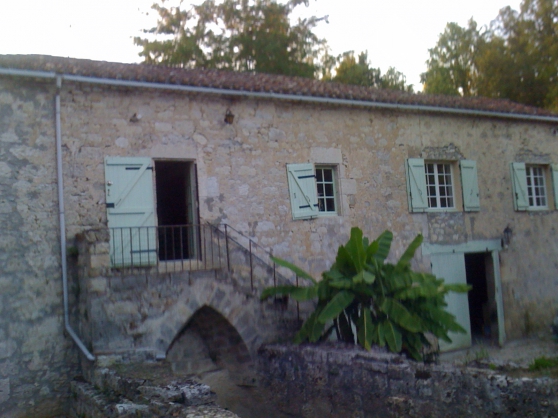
[56,75,95,361]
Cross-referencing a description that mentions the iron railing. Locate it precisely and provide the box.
[109,223,225,274]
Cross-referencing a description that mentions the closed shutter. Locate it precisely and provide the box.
[459,160,480,212]
[552,164,558,209]
[286,163,319,220]
[510,162,529,211]
[105,157,157,267]
[405,158,428,212]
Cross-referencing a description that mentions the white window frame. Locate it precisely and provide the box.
[315,165,338,215]
[510,162,557,211]
[425,162,455,210]
[525,165,548,209]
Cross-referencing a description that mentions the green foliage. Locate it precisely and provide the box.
[422,0,558,111]
[327,51,414,92]
[529,356,558,371]
[262,227,469,360]
[135,0,328,78]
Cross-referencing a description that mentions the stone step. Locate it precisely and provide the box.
[70,362,239,418]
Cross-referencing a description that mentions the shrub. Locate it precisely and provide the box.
[261,227,469,360]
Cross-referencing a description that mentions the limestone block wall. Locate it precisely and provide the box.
[0,78,78,417]
[57,81,558,338]
[258,344,558,417]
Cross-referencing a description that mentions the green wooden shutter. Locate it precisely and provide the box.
[105,157,157,267]
[459,160,480,212]
[510,162,529,211]
[405,158,428,212]
[552,164,558,210]
[287,163,319,220]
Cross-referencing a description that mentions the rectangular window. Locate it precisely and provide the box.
[425,163,454,209]
[526,165,547,208]
[315,166,337,213]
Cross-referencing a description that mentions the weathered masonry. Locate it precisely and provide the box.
[1,54,558,417]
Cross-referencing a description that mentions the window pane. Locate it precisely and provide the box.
[316,169,323,182]
[323,169,333,182]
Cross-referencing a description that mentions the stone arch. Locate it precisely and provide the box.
[166,305,253,376]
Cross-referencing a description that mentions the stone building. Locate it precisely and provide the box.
[1,54,557,416]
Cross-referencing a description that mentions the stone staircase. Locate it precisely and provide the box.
[69,359,239,418]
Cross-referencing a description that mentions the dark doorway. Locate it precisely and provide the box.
[155,160,198,260]
[465,253,492,340]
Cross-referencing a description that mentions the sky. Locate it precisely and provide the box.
[0,0,522,90]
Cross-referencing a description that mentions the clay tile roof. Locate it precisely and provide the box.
[1,54,557,119]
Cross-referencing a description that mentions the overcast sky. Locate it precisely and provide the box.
[0,0,521,90]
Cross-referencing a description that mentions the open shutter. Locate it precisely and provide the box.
[287,163,319,220]
[552,164,558,210]
[405,158,428,212]
[459,160,480,212]
[105,157,157,267]
[510,162,529,211]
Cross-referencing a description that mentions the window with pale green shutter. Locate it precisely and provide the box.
[286,163,319,220]
[406,158,480,212]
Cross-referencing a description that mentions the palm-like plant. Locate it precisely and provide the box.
[261,227,469,360]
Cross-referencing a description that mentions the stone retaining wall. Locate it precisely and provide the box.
[258,344,558,417]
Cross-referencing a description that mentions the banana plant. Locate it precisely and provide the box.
[261,227,470,360]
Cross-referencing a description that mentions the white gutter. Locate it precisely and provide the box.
[55,76,95,361]
[2,67,558,123]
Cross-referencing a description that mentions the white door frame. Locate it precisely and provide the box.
[423,239,506,347]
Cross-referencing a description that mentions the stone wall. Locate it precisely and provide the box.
[0,77,78,417]
[74,227,300,360]
[258,344,558,417]
[57,81,558,338]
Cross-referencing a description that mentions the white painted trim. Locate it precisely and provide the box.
[422,239,502,255]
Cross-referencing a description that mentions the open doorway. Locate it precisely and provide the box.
[154,160,199,261]
[465,252,498,343]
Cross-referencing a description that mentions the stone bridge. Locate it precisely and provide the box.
[71,228,301,372]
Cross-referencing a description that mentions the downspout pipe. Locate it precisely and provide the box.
[55,76,95,361]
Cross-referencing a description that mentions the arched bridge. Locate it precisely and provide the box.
[73,225,300,367]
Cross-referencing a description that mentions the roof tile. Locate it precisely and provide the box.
[0,54,557,118]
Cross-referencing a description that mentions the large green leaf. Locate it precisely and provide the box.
[395,234,423,270]
[381,321,402,353]
[344,227,365,272]
[271,256,317,284]
[352,270,375,284]
[442,283,472,294]
[294,310,325,343]
[334,245,356,276]
[357,307,374,350]
[260,285,318,301]
[380,298,422,332]
[374,230,393,262]
[318,291,355,323]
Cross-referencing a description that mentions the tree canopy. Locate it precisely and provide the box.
[327,51,414,92]
[135,0,328,78]
[136,0,413,91]
[422,0,558,110]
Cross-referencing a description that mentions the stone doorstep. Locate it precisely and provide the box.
[70,364,240,418]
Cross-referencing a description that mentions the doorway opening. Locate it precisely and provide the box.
[465,252,497,343]
[154,160,199,261]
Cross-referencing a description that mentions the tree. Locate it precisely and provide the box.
[134,0,328,78]
[477,0,558,109]
[421,19,479,96]
[330,51,414,92]
[261,227,468,361]
[422,0,558,111]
